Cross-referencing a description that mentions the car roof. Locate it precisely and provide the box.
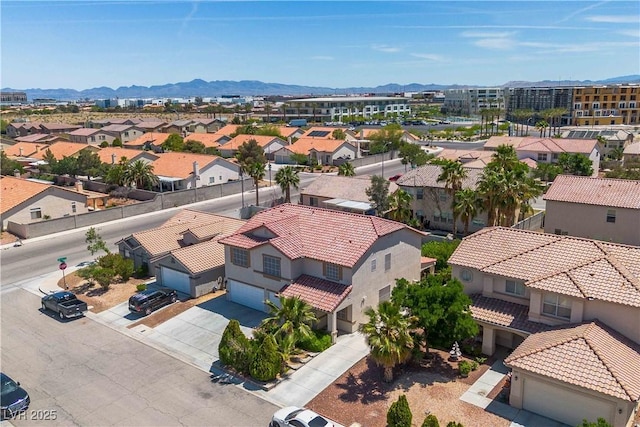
[294,409,330,426]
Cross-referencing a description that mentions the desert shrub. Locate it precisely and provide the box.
[470,361,479,371]
[475,356,487,364]
[421,413,440,427]
[134,264,149,279]
[298,329,332,352]
[458,360,471,377]
[446,422,464,427]
[97,253,133,282]
[136,283,147,292]
[387,394,412,427]
[219,320,252,374]
[92,267,115,290]
[77,265,97,285]
[249,334,281,382]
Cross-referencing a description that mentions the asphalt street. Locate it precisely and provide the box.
[0,289,277,426]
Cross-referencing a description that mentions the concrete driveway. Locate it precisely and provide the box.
[123,296,267,371]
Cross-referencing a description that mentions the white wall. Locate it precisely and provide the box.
[2,189,89,229]
[199,159,241,187]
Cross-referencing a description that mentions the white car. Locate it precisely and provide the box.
[270,406,341,427]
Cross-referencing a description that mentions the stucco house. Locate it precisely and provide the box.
[448,227,640,427]
[544,175,640,245]
[136,120,167,133]
[273,138,358,165]
[96,147,159,166]
[219,204,423,341]
[163,120,194,136]
[31,142,99,161]
[124,132,172,151]
[6,122,42,138]
[484,136,600,176]
[1,175,90,230]
[623,141,640,164]
[299,175,397,214]
[562,128,634,158]
[38,123,82,135]
[15,134,68,144]
[150,152,240,191]
[100,124,146,144]
[118,209,244,297]
[395,164,488,233]
[218,134,288,160]
[67,128,116,145]
[183,133,227,150]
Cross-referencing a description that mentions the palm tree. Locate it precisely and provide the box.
[123,159,158,189]
[454,188,480,234]
[262,296,317,346]
[436,159,468,235]
[477,168,501,226]
[275,166,300,203]
[337,162,355,176]
[535,120,549,138]
[387,189,413,223]
[359,301,415,383]
[244,161,266,206]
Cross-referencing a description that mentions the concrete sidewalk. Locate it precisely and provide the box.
[252,332,370,408]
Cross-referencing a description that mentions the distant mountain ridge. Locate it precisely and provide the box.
[3,75,639,100]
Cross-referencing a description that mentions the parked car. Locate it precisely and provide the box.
[41,291,88,319]
[270,406,341,427]
[1,373,29,420]
[128,288,178,315]
[388,174,403,182]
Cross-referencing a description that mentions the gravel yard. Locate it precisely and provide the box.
[307,349,511,427]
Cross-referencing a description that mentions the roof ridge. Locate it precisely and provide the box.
[582,324,636,401]
[603,254,640,293]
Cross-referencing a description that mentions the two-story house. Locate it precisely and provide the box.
[218,135,288,160]
[68,128,116,145]
[273,138,358,165]
[395,164,488,233]
[449,227,640,427]
[100,124,146,144]
[485,136,601,176]
[219,204,423,342]
[544,175,640,245]
[118,210,245,297]
[124,132,172,152]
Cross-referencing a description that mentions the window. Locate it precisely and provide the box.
[552,153,559,161]
[416,189,424,200]
[606,209,616,223]
[263,255,281,277]
[30,208,42,220]
[209,177,215,184]
[231,247,249,267]
[505,280,525,296]
[460,269,472,282]
[371,259,376,272]
[537,153,548,161]
[309,197,318,207]
[384,253,391,271]
[542,294,572,319]
[90,136,95,142]
[219,175,222,181]
[324,262,342,281]
[438,189,447,202]
[71,202,76,213]
[337,306,350,321]
[124,131,129,137]
[379,285,391,302]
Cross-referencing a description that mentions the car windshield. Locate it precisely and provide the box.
[1,377,19,395]
[308,416,329,427]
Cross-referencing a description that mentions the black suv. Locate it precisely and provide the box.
[128,288,178,315]
[1,373,29,420]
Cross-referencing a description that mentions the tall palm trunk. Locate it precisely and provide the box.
[383,366,393,383]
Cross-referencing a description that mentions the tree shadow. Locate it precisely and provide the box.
[86,287,109,297]
[335,357,390,404]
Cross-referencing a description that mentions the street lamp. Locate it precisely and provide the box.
[240,169,245,208]
[268,161,272,185]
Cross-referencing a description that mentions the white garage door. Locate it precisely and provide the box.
[227,280,266,312]
[160,267,191,296]
[522,376,614,426]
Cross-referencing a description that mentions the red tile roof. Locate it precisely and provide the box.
[505,321,640,401]
[151,152,222,179]
[221,134,284,151]
[544,175,640,209]
[469,294,548,334]
[450,227,640,307]
[280,274,352,312]
[485,136,597,154]
[220,204,413,267]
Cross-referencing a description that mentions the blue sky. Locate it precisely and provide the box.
[1,1,639,90]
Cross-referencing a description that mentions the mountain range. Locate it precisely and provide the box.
[3,75,639,101]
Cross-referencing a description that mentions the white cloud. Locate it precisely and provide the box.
[310,55,334,61]
[410,53,447,62]
[474,38,515,50]
[371,44,400,53]
[520,40,639,54]
[618,29,640,38]
[586,15,640,23]
[460,30,516,38]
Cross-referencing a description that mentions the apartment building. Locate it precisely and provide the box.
[443,88,505,116]
[571,84,639,126]
[285,96,411,121]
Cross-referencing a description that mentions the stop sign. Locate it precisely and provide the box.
[59,262,67,270]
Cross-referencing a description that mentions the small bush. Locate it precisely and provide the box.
[134,264,149,279]
[421,413,440,427]
[249,334,281,382]
[298,330,332,352]
[219,320,252,374]
[446,422,464,427]
[470,361,479,371]
[136,283,147,292]
[458,360,471,377]
[387,394,412,427]
[475,356,487,364]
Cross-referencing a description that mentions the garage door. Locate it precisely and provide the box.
[522,376,614,426]
[160,267,191,296]
[227,280,266,312]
